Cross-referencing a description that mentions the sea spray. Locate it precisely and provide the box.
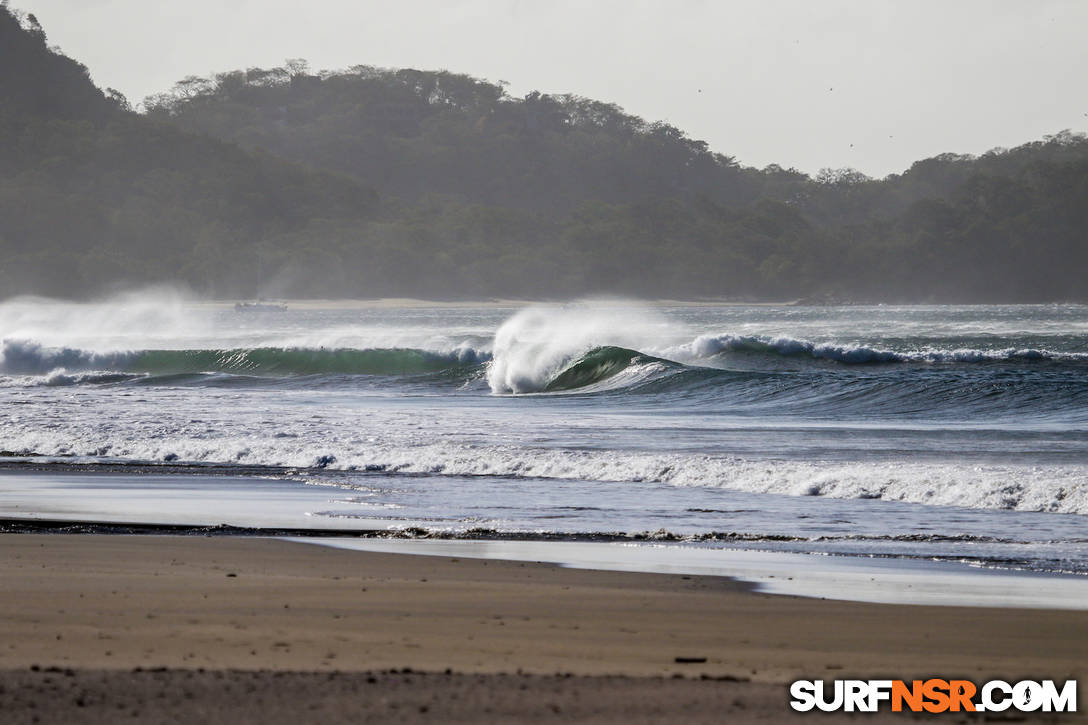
[486,302,682,393]
[2,300,1086,527]
[0,287,211,351]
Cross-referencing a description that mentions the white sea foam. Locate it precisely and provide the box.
[666,333,1088,365]
[485,303,1087,395]
[486,302,681,393]
[2,301,1086,527]
[2,418,1086,515]
[4,295,1083,385]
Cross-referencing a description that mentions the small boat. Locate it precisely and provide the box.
[234,301,288,312]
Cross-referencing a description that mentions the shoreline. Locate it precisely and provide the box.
[5,517,1088,609]
[4,460,1088,611]
[3,534,1086,722]
[2,535,1085,677]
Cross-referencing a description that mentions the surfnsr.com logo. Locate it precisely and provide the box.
[790,679,1077,713]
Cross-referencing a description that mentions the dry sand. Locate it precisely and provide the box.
[1,534,1085,723]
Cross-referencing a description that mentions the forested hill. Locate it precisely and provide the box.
[146,65,774,214]
[0,7,375,298]
[2,5,1087,301]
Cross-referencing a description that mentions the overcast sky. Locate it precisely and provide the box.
[15,0,1088,177]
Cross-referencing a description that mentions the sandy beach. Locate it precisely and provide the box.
[2,534,1085,722]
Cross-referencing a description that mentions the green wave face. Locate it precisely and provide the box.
[544,346,657,392]
[128,348,475,376]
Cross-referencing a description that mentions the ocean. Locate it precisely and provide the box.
[1,293,1086,587]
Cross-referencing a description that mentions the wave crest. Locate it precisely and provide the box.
[486,304,674,393]
[0,339,490,378]
[674,333,1088,365]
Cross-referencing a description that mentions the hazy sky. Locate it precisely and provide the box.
[16,0,1088,177]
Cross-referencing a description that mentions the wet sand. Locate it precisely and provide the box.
[1,535,1085,722]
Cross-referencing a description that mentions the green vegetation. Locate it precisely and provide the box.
[1,5,1085,301]
[0,6,373,298]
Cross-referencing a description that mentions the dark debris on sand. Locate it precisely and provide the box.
[0,667,973,724]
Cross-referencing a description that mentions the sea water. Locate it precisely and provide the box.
[0,293,1085,577]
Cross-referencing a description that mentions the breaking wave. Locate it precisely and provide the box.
[0,339,489,378]
[669,333,1088,365]
[542,346,673,392]
[481,304,1088,394]
[3,301,1086,400]
[2,431,1086,515]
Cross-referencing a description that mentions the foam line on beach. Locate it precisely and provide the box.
[293,537,1088,610]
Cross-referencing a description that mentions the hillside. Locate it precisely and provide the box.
[1,6,1086,301]
[144,61,1088,302]
[0,7,375,298]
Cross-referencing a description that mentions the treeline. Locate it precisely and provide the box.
[0,6,374,298]
[1,5,1086,301]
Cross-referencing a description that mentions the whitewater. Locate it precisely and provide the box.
[1,293,1086,574]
